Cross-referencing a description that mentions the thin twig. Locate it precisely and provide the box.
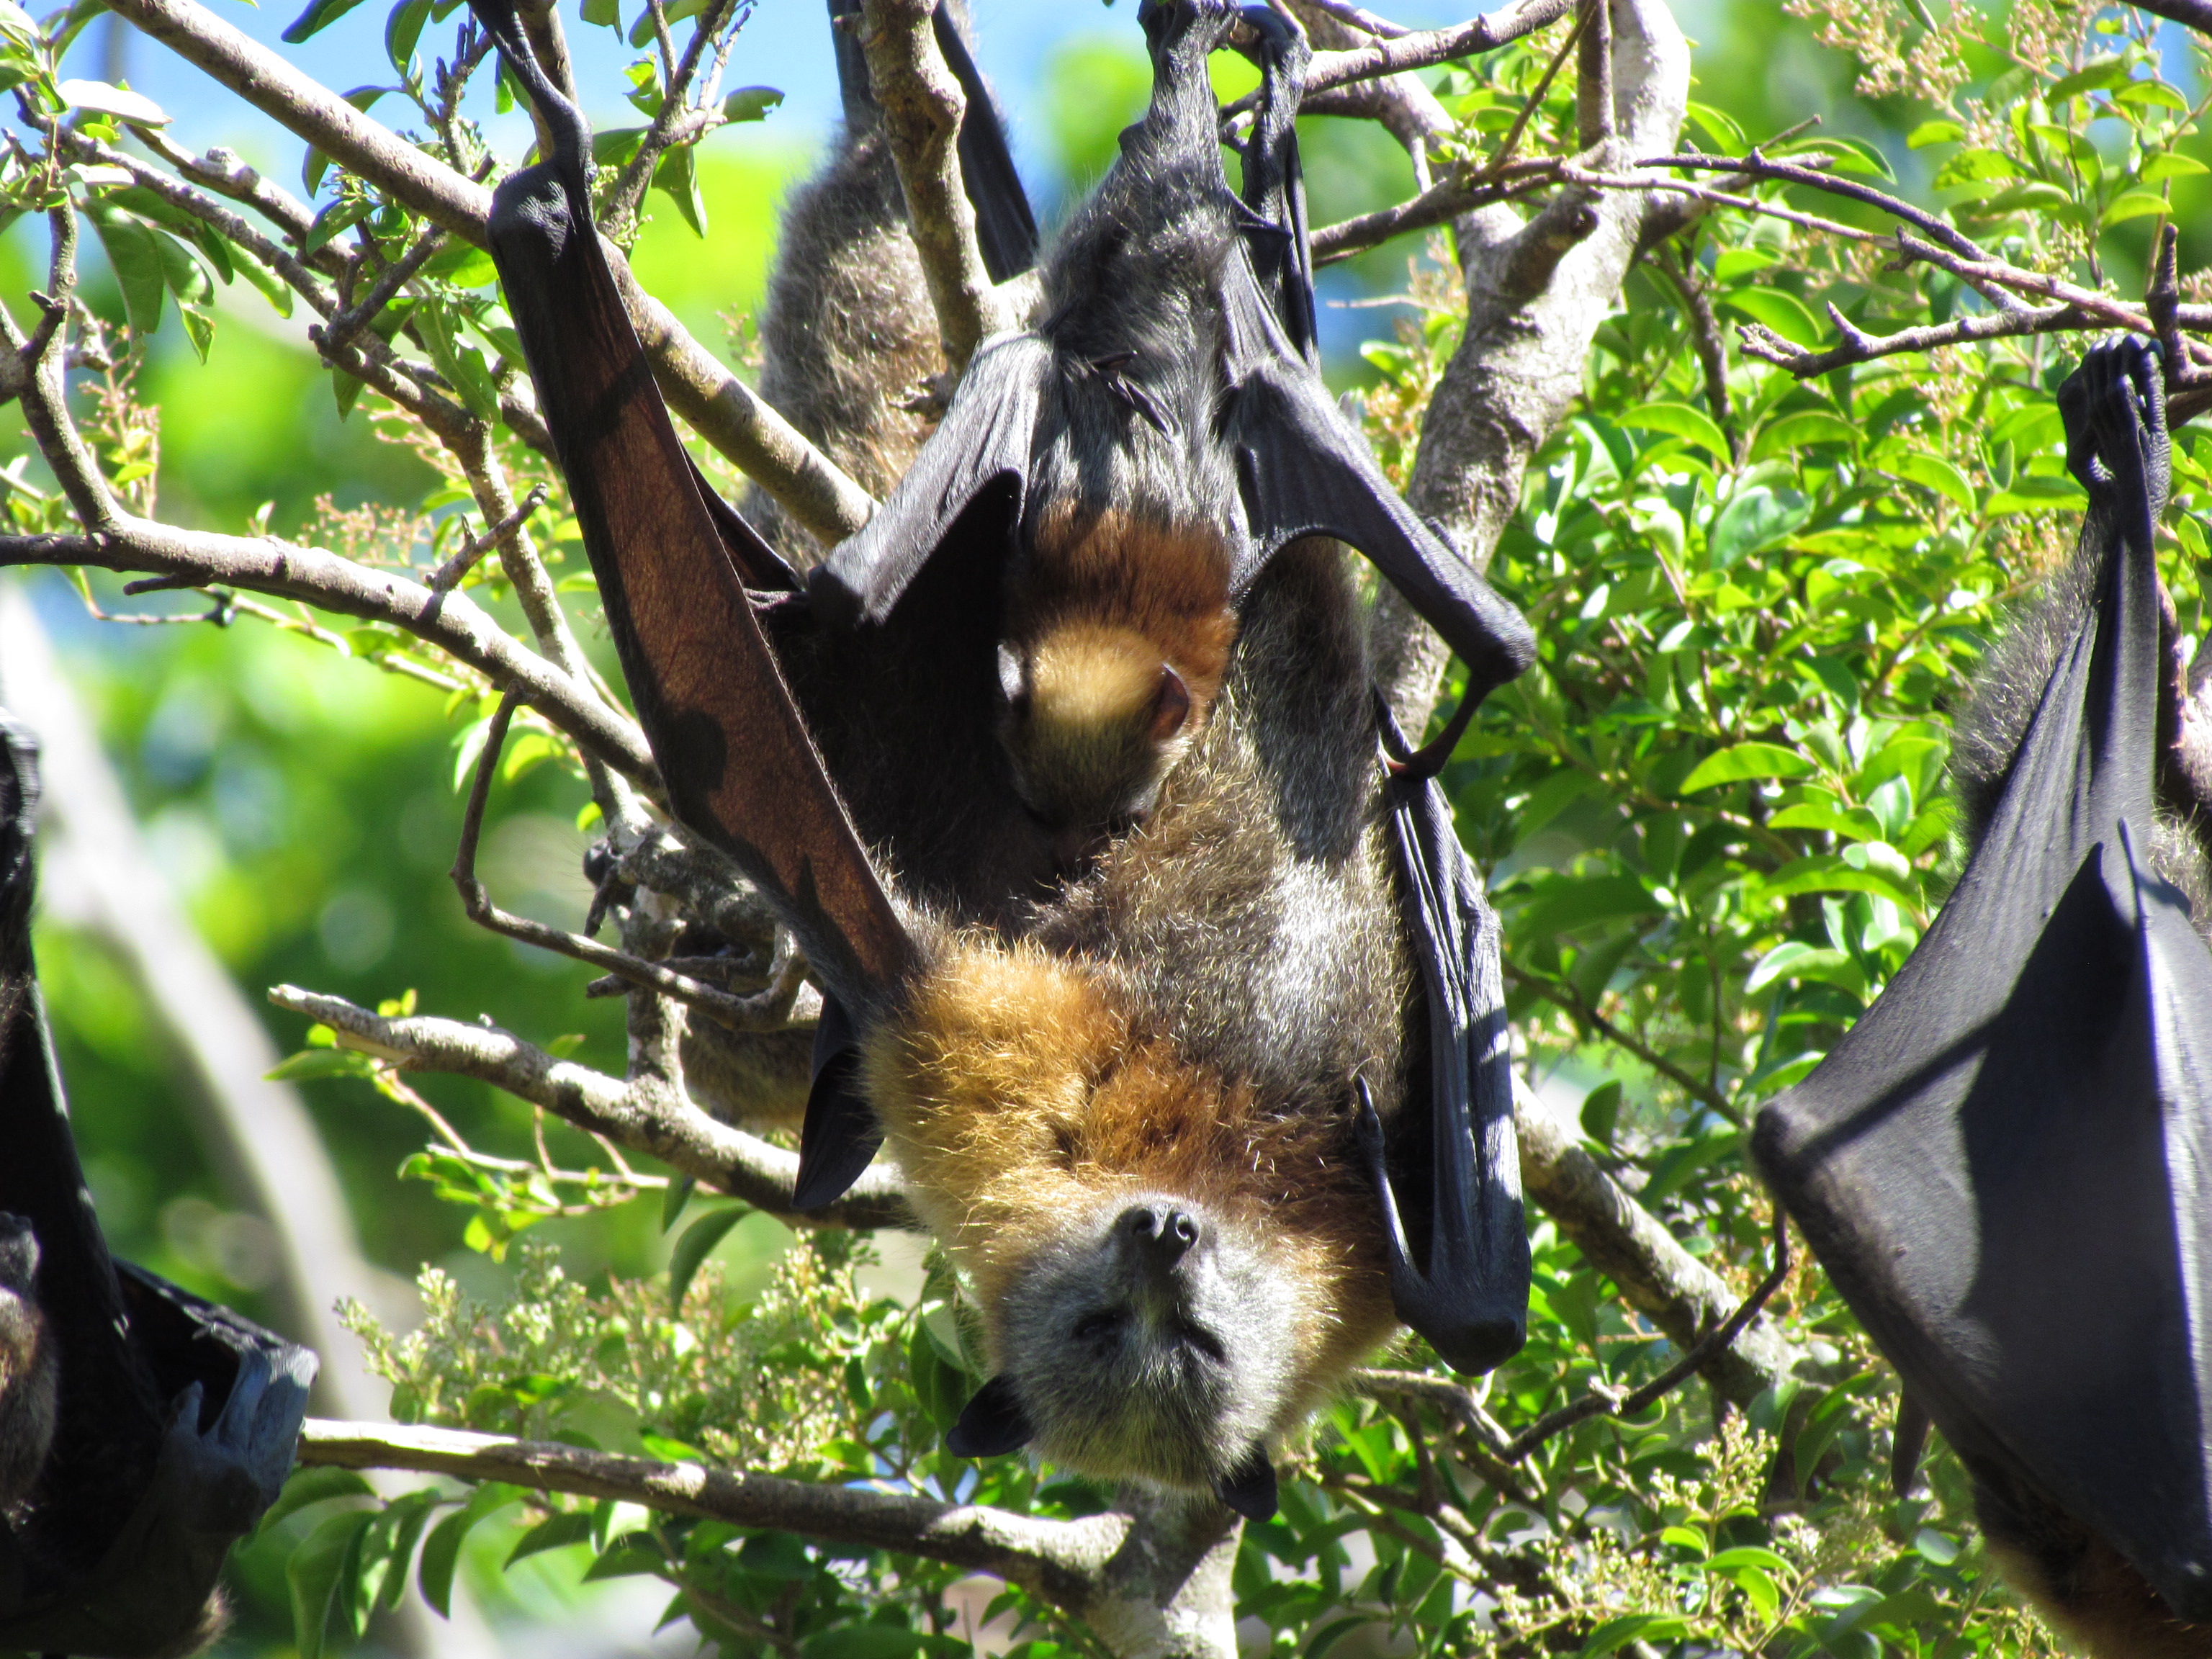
[323,226,446,351]
[451,692,799,1028]
[431,482,549,592]
[1499,1208,1791,1462]
[1506,963,1737,1120]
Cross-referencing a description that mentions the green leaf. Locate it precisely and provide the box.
[662,1173,696,1231]
[1884,450,1976,513]
[580,0,616,22]
[283,0,368,40]
[667,1204,747,1310]
[1758,854,1918,907]
[418,1484,517,1617]
[2103,188,2170,225]
[86,204,166,337]
[1684,101,1745,152]
[1579,1079,1622,1147]
[288,1509,375,1659]
[1509,876,1665,938]
[652,140,706,237]
[1709,485,1809,566]
[506,1510,593,1566]
[2140,153,2208,183]
[1777,135,1890,179]
[1744,941,1852,994]
[1679,742,1814,792]
[303,194,373,255]
[260,1466,376,1535]
[2116,77,2189,110]
[56,78,169,123]
[722,84,782,122]
[386,0,430,66]
[2046,56,2131,102]
[1619,401,1730,463]
[232,246,297,318]
[153,226,213,306]
[1981,179,2074,214]
[1581,1614,1690,1657]
[582,1538,669,1580]
[1755,410,1858,454]
[1906,119,1963,148]
[1719,287,1824,348]
[267,1047,374,1081]
[804,1624,932,1659]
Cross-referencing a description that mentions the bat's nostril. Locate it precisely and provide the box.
[1119,1202,1200,1267]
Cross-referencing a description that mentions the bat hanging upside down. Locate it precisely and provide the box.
[469,0,1535,1514]
[1758,337,2212,1657]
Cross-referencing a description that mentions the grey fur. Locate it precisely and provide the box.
[0,1211,57,1515]
[739,122,943,566]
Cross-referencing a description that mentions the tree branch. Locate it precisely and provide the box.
[265,984,917,1232]
[857,0,1010,377]
[1370,0,1689,730]
[1511,1077,1802,1407]
[98,0,876,547]
[297,1419,1127,1606]
[0,527,657,784]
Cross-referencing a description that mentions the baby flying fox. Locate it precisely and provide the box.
[999,508,1238,869]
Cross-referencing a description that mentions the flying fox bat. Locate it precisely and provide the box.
[806,1,1532,871]
[0,714,317,1656]
[472,0,1531,1514]
[1754,337,2212,1656]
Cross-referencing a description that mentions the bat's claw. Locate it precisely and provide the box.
[2060,335,2170,522]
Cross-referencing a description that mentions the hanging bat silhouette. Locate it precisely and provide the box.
[0,714,317,1656]
[1754,337,2212,1657]
[472,0,1532,1514]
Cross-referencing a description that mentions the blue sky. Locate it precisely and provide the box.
[68,0,1484,206]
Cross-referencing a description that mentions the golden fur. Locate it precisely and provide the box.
[862,935,1398,1439]
[1014,506,1240,721]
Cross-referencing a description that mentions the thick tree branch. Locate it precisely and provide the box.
[297,1420,1127,1604]
[97,0,875,546]
[265,984,917,1232]
[1370,0,1689,729]
[857,0,1010,376]
[1512,1078,1802,1406]
[0,527,657,783]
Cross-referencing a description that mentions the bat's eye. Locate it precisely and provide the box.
[1071,1309,1125,1344]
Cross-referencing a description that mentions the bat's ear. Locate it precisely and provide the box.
[945,1375,1033,1458]
[1149,664,1192,741]
[1215,1445,1278,1521]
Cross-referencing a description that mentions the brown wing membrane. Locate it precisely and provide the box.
[472,0,914,1012]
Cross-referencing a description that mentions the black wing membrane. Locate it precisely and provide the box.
[1755,338,2212,1620]
[1355,704,1529,1373]
[806,334,1051,629]
[0,715,316,1656]
[469,0,916,1025]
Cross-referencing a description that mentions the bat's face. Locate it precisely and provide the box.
[991,1190,1306,1486]
[998,626,1198,869]
[866,942,1398,1491]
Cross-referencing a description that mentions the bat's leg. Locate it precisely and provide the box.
[1126,1,1250,168]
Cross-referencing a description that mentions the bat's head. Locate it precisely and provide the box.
[998,626,1204,868]
[999,511,1238,871]
[866,943,1394,1512]
[984,1190,1308,1495]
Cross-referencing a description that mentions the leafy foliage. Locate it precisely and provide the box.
[10,0,2212,1650]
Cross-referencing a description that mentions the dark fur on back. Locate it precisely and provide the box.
[1951,513,2212,927]
[740,123,941,565]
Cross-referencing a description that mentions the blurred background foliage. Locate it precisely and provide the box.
[5,0,2212,1652]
